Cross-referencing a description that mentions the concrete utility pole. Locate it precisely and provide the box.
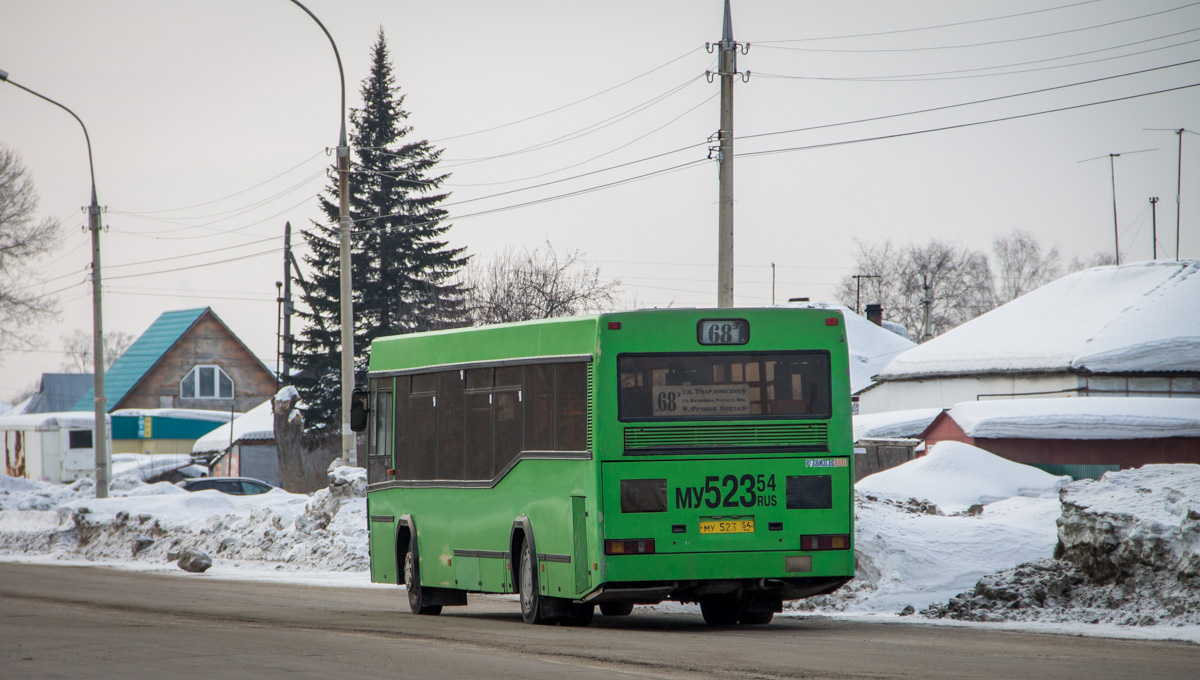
[921,275,933,343]
[1,70,109,497]
[710,0,747,308]
[281,221,294,379]
[288,0,356,467]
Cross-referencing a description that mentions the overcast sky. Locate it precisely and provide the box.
[1,0,1197,403]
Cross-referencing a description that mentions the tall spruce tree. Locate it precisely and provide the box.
[290,30,468,434]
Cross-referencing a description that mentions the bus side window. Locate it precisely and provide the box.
[409,374,437,480]
[555,363,588,451]
[524,364,554,451]
[368,384,393,484]
[393,376,411,480]
[437,371,465,480]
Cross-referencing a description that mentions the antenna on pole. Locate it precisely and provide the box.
[1146,128,1198,260]
[1079,149,1157,266]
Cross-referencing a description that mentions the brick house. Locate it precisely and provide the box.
[73,308,276,415]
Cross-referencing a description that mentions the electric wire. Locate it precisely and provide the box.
[753,31,1200,82]
[102,246,282,282]
[754,0,1103,44]
[753,2,1200,53]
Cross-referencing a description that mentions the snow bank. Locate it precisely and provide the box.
[857,441,1069,512]
[948,398,1200,440]
[923,465,1200,627]
[0,461,367,572]
[111,453,195,482]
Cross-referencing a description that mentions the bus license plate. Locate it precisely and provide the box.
[699,519,754,534]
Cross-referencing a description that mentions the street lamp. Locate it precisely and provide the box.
[0,69,110,498]
[286,1,355,466]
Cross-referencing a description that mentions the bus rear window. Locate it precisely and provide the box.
[617,352,830,421]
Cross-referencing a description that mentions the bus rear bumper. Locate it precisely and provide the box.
[580,576,851,606]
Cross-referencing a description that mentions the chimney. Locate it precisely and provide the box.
[865,303,883,326]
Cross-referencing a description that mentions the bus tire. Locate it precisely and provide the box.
[738,610,774,625]
[699,596,739,626]
[599,602,634,617]
[518,538,546,624]
[404,541,442,616]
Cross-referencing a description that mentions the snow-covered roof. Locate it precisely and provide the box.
[878,260,1200,380]
[779,301,915,394]
[0,411,101,431]
[111,408,236,423]
[853,407,943,442]
[946,397,1200,440]
[192,398,275,454]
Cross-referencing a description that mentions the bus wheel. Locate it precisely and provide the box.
[699,596,739,626]
[404,542,442,616]
[599,602,634,617]
[738,610,774,625]
[518,539,546,624]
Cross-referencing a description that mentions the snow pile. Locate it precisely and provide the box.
[922,465,1200,627]
[0,461,367,572]
[111,453,197,482]
[948,398,1200,440]
[878,260,1200,379]
[857,441,1069,512]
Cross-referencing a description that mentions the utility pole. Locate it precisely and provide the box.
[1,70,109,498]
[852,274,881,315]
[771,262,775,305]
[921,275,933,343]
[1150,197,1160,259]
[709,0,747,308]
[1079,149,1156,266]
[281,221,294,379]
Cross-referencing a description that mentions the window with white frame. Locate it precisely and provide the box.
[181,365,235,399]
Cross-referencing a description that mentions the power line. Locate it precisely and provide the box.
[737,82,1200,161]
[754,2,1200,53]
[102,246,282,282]
[740,58,1200,144]
[115,149,325,215]
[753,32,1200,83]
[754,0,1103,44]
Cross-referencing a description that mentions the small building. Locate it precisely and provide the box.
[192,399,279,486]
[860,260,1200,413]
[0,412,108,483]
[920,397,1200,479]
[19,374,93,415]
[110,408,234,456]
[73,308,277,415]
[851,408,941,481]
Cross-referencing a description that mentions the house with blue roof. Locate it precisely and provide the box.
[73,307,276,415]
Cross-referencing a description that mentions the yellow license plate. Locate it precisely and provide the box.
[699,519,755,534]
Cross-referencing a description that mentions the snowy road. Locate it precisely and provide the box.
[2,563,1197,680]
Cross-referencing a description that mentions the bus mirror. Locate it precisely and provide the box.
[350,389,370,432]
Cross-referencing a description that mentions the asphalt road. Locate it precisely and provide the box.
[1,562,1196,680]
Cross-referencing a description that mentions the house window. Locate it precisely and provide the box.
[181,365,234,399]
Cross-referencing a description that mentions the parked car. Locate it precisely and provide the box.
[178,477,274,495]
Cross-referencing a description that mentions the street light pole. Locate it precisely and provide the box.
[287,0,356,467]
[1,69,110,497]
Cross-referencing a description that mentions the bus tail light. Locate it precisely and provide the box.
[605,539,655,555]
[801,534,850,551]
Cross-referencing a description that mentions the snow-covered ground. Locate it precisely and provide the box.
[1,448,1197,644]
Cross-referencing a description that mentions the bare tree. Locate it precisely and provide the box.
[0,145,60,353]
[59,329,136,373]
[1068,250,1117,272]
[465,242,622,325]
[993,229,1061,301]
[836,238,995,340]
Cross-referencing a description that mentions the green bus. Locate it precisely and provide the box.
[358,307,854,626]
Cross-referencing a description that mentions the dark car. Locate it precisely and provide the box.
[178,477,274,495]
